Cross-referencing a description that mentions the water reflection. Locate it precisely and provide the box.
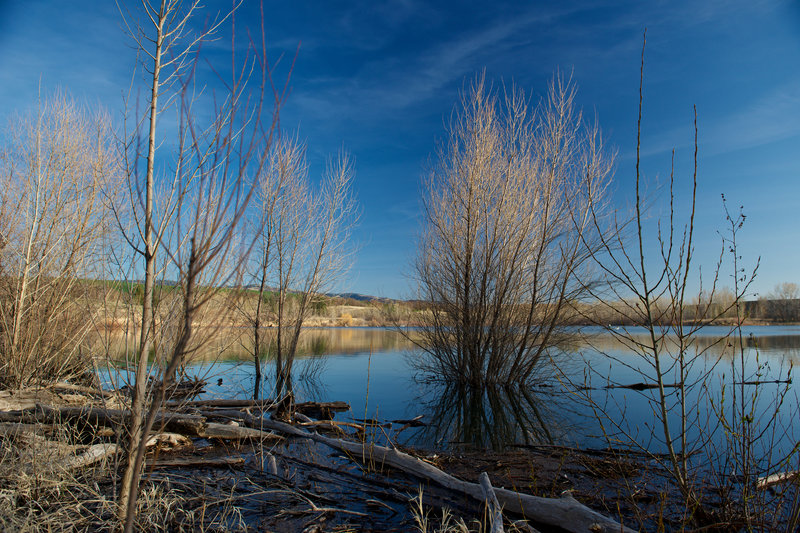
[412,383,572,451]
[103,326,798,455]
[579,326,800,375]
[103,326,417,363]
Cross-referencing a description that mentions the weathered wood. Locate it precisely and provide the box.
[351,417,391,428]
[203,422,283,441]
[264,451,278,476]
[0,389,62,411]
[51,382,116,398]
[0,405,208,436]
[0,422,48,439]
[165,398,276,409]
[145,432,192,448]
[165,398,349,416]
[63,432,192,471]
[479,472,505,533]
[0,404,288,444]
[147,456,245,469]
[391,415,425,427]
[757,470,800,489]
[295,401,350,420]
[297,419,365,432]
[62,443,120,470]
[206,410,634,533]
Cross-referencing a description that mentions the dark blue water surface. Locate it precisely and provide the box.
[112,326,800,460]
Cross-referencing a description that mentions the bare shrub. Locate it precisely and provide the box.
[412,73,612,386]
[0,94,117,388]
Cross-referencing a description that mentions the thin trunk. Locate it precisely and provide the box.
[252,247,269,400]
[11,124,44,369]
[118,0,165,525]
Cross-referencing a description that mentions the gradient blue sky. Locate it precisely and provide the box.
[1,0,798,298]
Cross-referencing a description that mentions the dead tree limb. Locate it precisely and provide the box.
[757,470,800,489]
[62,443,120,470]
[479,472,505,533]
[147,456,245,469]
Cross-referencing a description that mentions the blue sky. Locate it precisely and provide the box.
[1,0,798,299]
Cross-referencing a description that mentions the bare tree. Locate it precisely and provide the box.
[412,74,612,387]
[576,34,796,529]
[113,1,287,529]
[244,135,358,399]
[0,94,116,388]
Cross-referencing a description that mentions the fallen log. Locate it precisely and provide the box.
[147,456,245,469]
[51,382,116,399]
[62,443,120,470]
[145,432,192,449]
[62,432,195,471]
[390,415,425,427]
[757,470,800,489]
[604,382,681,391]
[0,422,49,439]
[296,419,365,432]
[165,398,276,409]
[0,405,207,437]
[119,377,206,399]
[165,398,350,418]
[351,417,392,428]
[1,404,285,444]
[508,442,699,459]
[203,410,634,533]
[203,422,283,441]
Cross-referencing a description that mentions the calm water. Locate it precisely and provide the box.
[134,326,800,457]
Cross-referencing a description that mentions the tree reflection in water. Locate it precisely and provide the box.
[253,359,330,404]
[412,383,573,451]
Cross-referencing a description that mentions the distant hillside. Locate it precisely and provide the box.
[329,292,386,303]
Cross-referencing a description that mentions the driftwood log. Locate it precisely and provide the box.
[204,422,283,441]
[203,409,635,533]
[147,456,245,469]
[757,470,800,489]
[62,443,120,470]
[165,398,350,419]
[1,400,634,531]
[0,405,207,436]
[0,405,287,443]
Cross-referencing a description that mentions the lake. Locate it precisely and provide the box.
[110,325,800,460]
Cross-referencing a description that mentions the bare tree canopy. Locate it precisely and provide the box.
[412,74,612,387]
[244,134,358,399]
[0,94,117,388]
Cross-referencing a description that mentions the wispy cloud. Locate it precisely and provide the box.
[624,78,800,161]
[704,80,800,154]
[286,4,586,129]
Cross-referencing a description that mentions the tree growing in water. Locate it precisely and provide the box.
[246,135,358,399]
[412,74,612,387]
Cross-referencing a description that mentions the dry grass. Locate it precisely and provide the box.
[0,418,250,532]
